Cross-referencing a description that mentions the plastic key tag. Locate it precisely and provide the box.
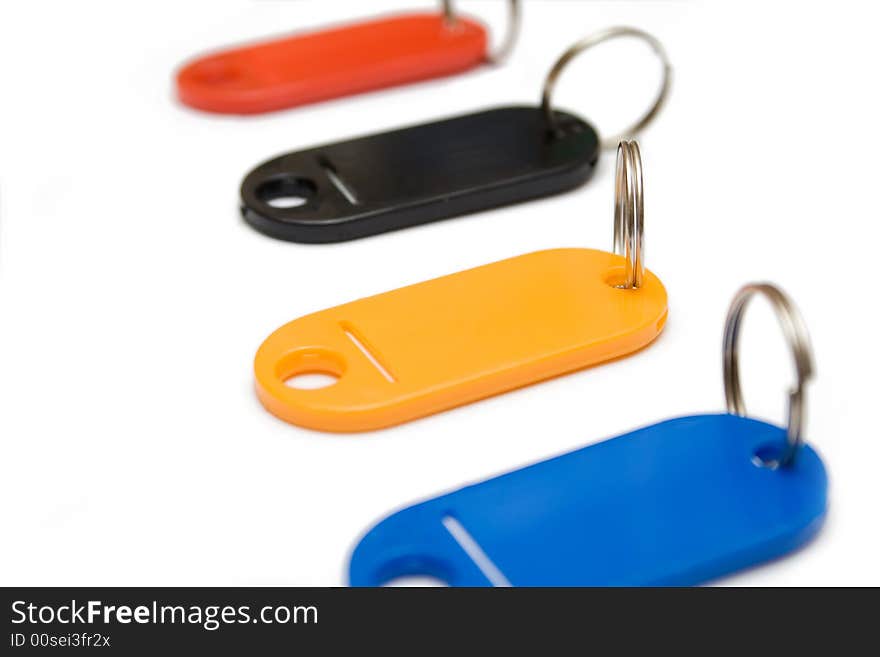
[349,284,828,586]
[254,142,665,432]
[176,1,520,115]
[240,27,671,243]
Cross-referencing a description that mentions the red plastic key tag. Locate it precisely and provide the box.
[176,1,520,114]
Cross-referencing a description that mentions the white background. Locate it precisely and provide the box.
[1,0,877,586]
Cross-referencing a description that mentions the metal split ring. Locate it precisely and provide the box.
[722,283,815,468]
[613,140,644,289]
[541,27,672,148]
[442,0,521,64]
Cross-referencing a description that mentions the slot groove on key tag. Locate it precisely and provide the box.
[318,157,361,206]
[348,284,828,587]
[340,322,397,384]
[254,142,665,432]
[240,27,671,243]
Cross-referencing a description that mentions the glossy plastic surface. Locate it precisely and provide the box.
[349,414,828,586]
[177,13,487,114]
[254,248,667,432]
[241,106,599,242]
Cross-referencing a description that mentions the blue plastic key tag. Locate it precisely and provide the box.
[349,284,828,586]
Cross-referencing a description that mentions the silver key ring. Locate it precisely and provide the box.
[442,0,521,64]
[722,283,815,468]
[613,140,644,289]
[541,27,672,148]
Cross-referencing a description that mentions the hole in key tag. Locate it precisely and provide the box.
[176,1,520,115]
[254,141,666,432]
[348,283,828,586]
[240,27,671,243]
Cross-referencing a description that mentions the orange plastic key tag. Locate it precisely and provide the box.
[176,1,520,114]
[255,142,667,432]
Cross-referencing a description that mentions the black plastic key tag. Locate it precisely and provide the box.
[240,27,671,243]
